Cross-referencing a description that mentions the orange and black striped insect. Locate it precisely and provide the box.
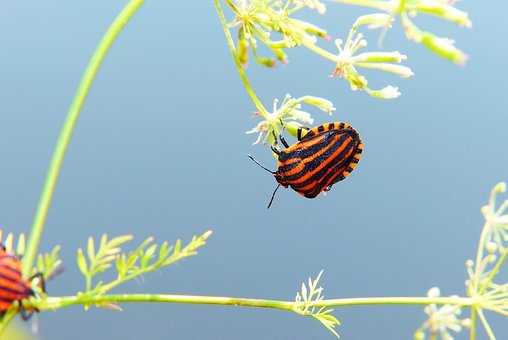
[249,122,364,208]
[0,244,45,320]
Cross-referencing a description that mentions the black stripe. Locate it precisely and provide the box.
[0,263,21,277]
[297,128,302,140]
[317,125,325,133]
[291,144,353,192]
[339,122,345,129]
[306,169,346,198]
[277,160,301,174]
[284,129,359,184]
[283,133,350,182]
[351,158,359,163]
[307,146,362,197]
[328,123,335,130]
[278,134,330,162]
[290,136,360,189]
[0,282,29,296]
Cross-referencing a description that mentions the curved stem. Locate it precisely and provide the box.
[35,294,474,312]
[22,0,146,275]
[300,40,339,62]
[213,0,270,118]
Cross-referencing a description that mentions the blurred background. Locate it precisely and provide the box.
[0,1,506,339]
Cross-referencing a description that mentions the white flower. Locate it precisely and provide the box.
[246,94,334,145]
[417,287,470,340]
[482,182,508,248]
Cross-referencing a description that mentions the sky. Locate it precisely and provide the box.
[0,1,507,339]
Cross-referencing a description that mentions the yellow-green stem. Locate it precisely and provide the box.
[35,294,474,312]
[214,0,270,118]
[478,308,496,340]
[22,0,145,275]
[470,306,478,340]
[300,40,339,62]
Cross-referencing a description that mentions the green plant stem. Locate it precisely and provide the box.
[300,41,339,63]
[469,222,490,340]
[470,306,478,340]
[214,0,270,118]
[35,294,474,312]
[0,311,16,335]
[22,0,145,276]
[477,308,496,340]
[480,249,508,294]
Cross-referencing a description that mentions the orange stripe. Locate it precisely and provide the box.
[288,135,353,185]
[280,134,341,176]
[295,147,354,192]
[283,134,326,154]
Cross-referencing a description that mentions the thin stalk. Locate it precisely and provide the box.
[469,223,490,339]
[470,305,478,340]
[480,249,508,294]
[214,0,270,118]
[35,294,474,311]
[22,0,145,275]
[477,308,496,340]
[300,40,339,62]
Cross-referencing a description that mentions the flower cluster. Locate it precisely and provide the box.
[335,0,471,65]
[414,287,470,340]
[225,1,413,99]
[228,0,329,67]
[331,14,413,99]
[246,94,334,145]
[463,183,508,338]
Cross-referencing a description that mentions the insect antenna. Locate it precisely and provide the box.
[267,184,282,209]
[248,155,275,174]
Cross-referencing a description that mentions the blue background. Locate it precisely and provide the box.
[0,1,506,339]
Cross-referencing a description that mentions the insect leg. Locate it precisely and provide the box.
[28,272,46,293]
[271,146,281,155]
[19,303,35,321]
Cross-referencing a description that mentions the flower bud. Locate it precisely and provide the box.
[353,13,393,30]
[366,86,401,99]
[414,330,425,340]
[302,96,335,114]
[416,2,472,28]
[494,182,507,194]
[486,241,498,254]
[421,33,468,65]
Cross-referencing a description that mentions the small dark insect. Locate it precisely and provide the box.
[249,122,364,208]
[0,244,45,320]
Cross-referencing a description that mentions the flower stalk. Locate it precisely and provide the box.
[22,0,146,276]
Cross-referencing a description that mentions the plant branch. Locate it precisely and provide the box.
[22,0,146,275]
[213,0,270,118]
[35,294,474,312]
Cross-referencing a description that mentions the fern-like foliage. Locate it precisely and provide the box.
[34,245,63,281]
[77,230,213,301]
[294,271,341,338]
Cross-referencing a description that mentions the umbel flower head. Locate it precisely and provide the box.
[228,0,329,67]
[246,94,334,145]
[414,287,470,340]
[331,14,413,99]
[335,0,471,65]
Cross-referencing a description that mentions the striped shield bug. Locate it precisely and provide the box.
[0,244,46,320]
[249,122,364,208]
